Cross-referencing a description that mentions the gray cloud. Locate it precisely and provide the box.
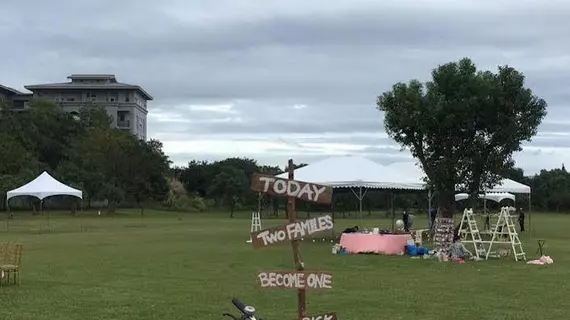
[2,0,570,175]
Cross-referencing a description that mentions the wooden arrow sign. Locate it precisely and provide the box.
[257,271,333,290]
[250,215,334,249]
[300,313,338,320]
[250,173,333,205]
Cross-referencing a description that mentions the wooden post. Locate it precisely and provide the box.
[249,163,334,319]
[287,159,306,318]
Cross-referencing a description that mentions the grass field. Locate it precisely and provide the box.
[0,210,568,320]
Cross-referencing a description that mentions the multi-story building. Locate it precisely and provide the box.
[0,84,32,110]
[23,74,152,140]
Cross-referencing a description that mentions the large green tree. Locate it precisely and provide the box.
[377,58,547,218]
[208,166,249,218]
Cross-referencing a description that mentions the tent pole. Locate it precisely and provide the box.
[390,192,395,232]
[257,192,262,216]
[80,199,84,232]
[350,187,368,227]
[359,187,363,226]
[5,197,9,233]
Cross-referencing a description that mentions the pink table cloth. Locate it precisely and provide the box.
[339,233,412,255]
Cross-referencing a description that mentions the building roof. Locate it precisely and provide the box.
[68,74,116,80]
[24,75,153,100]
[0,84,24,95]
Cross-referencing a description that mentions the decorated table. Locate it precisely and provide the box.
[339,233,412,255]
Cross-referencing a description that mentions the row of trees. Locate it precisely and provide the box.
[0,100,179,213]
[172,158,570,216]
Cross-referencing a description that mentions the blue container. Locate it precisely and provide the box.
[417,247,429,255]
[407,245,417,256]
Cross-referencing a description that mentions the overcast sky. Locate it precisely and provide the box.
[2,0,570,175]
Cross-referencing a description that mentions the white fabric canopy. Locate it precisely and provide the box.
[275,156,424,190]
[6,171,83,201]
[385,162,531,194]
[455,192,516,203]
[485,178,530,194]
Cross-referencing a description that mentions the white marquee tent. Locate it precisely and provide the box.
[274,156,425,223]
[385,162,531,194]
[6,172,83,230]
[7,171,83,202]
[275,156,425,190]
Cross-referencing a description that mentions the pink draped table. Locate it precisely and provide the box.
[339,233,412,255]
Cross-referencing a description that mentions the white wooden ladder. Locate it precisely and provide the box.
[246,212,262,243]
[458,208,486,259]
[486,207,526,261]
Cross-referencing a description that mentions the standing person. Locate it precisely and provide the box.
[483,208,490,230]
[429,207,437,230]
[518,208,525,232]
[403,211,409,232]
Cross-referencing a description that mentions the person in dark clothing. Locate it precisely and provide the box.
[342,226,359,233]
[518,208,525,232]
[429,208,437,230]
[483,209,491,230]
[403,211,409,232]
[454,223,462,240]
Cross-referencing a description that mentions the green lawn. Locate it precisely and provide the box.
[0,210,568,320]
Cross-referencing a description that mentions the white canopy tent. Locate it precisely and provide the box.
[386,161,532,228]
[6,172,83,230]
[455,192,516,203]
[274,156,425,224]
[485,178,530,194]
[385,162,531,194]
[7,171,83,201]
[276,156,425,190]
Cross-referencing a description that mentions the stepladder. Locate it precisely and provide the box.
[458,208,486,259]
[486,207,526,261]
[246,212,262,243]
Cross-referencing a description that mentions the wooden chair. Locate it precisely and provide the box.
[0,243,6,287]
[0,243,22,285]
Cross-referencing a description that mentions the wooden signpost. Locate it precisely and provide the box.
[250,160,336,320]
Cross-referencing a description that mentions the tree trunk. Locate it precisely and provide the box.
[108,201,116,214]
[468,193,478,210]
[438,189,456,218]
